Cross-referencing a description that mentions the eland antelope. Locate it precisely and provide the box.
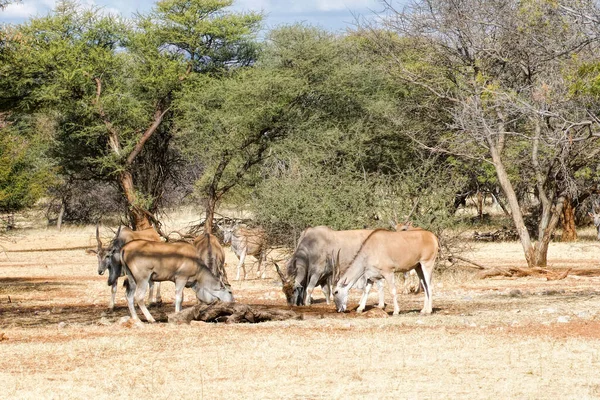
[333,228,438,315]
[193,233,229,287]
[221,224,267,280]
[107,239,233,323]
[275,226,385,307]
[589,202,600,240]
[94,225,162,310]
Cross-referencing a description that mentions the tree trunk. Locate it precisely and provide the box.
[57,201,65,231]
[488,145,536,268]
[476,191,484,219]
[204,193,217,234]
[119,171,151,230]
[533,195,564,268]
[560,196,577,242]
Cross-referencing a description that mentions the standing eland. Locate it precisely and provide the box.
[221,224,267,280]
[107,239,233,323]
[333,228,438,315]
[275,226,385,307]
[94,225,162,310]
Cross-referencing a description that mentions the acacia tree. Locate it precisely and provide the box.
[0,0,260,229]
[368,0,600,267]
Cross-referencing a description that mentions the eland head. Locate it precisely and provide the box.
[275,261,302,305]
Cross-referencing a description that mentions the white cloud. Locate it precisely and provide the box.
[232,0,270,11]
[230,0,377,14]
[314,0,376,12]
[2,2,44,18]
[0,0,122,21]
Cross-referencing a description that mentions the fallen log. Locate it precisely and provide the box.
[477,266,573,280]
[3,245,94,253]
[567,268,600,277]
[168,302,302,324]
[448,255,488,270]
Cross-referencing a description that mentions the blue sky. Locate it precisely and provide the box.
[1,0,388,32]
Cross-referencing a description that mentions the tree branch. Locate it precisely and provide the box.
[91,77,121,156]
[126,106,170,166]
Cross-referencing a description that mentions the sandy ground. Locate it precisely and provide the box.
[1,226,600,399]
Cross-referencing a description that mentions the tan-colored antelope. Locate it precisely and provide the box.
[333,229,438,315]
[221,224,267,280]
[107,240,233,322]
[193,233,228,287]
[275,226,385,307]
[94,225,162,310]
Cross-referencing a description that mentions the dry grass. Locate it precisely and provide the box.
[1,226,600,399]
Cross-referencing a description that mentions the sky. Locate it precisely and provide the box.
[0,0,389,33]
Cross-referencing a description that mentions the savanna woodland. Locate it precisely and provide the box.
[3,0,600,264]
[3,0,600,397]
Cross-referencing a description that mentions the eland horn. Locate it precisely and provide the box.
[274,263,287,284]
[331,249,341,282]
[95,223,102,251]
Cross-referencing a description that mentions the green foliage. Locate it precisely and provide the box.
[0,0,263,220]
[252,164,376,234]
[246,26,461,238]
[0,115,57,213]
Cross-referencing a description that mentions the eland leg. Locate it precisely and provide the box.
[174,279,187,313]
[109,281,118,311]
[135,279,155,323]
[382,272,399,315]
[321,280,331,305]
[304,274,320,306]
[125,278,139,321]
[155,282,162,303]
[256,251,266,279]
[148,281,162,305]
[415,263,434,314]
[236,248,247,281]
[356,280,373,313]
[375,279,386,309]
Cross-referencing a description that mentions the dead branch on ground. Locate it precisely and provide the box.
[168,302,302,324]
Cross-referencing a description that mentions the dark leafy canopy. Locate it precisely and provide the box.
[0,0,262,224]
[147,0,261,72]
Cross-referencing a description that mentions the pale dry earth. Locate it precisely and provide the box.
[1,226,600,399]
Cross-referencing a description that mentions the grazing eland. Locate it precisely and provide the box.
[333,228,438,315]
[275,226,385,307]
[193,233,229,287]
[221,224,267,280]
[108,240,233,323]
[94,225,162,310]
[589,202,600,240]
[394,222,424,294]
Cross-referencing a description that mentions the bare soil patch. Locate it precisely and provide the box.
[1,227,600,399]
